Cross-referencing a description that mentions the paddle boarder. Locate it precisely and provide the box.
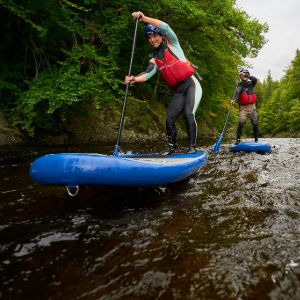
[231,68,258,144]
[124,11,202,154]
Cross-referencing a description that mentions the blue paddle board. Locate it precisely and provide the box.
[30,151,208,188]
[230,142,272,153]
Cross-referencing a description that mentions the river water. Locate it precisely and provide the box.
[0,138,299,299]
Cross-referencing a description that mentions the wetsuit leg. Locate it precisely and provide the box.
[166,92,185,148]
[237,109,247,140]
[251,109,259,141]
[184,76,202,147]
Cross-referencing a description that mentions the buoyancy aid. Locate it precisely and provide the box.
[238,92,257,105]
[154,49,195,89]
[238,78,257,105]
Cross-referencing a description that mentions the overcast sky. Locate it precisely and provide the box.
[235,0,300,81]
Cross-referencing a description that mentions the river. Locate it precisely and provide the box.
[0,138,299,299]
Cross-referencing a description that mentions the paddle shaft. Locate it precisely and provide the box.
[221,100,234,134]
[114,18,139,154]
[211,74,240,153]
[220,75,240,135]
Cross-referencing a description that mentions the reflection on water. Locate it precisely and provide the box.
[0,138,300,299]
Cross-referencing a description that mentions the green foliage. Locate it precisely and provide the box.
[0,0,268,138]
[12,45,122,135]
[259,50,300,136]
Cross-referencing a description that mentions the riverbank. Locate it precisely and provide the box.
[0,111,25,145]
[3,107,296,147]
[0,106,216,146]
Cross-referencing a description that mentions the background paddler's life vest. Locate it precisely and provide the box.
[155,49,195,89]
[238,91,257,105]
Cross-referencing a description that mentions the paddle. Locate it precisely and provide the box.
[211,76,240,153]
[113,18,139,156]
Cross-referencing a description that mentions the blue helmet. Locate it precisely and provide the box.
[144,24,163,37]
[239,67,250,75]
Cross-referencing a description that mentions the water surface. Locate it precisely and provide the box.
[0,138,300,299]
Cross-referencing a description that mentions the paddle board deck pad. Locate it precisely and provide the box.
[230,142,272,153]
[30,151,208,188]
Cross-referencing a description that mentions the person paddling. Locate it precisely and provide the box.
[231,68,258,144]
[124,11,202,154]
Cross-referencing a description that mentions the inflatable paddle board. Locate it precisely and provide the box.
[230,142,272,153]
[30,151,208,189]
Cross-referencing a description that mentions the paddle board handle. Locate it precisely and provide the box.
[66,185,79,197]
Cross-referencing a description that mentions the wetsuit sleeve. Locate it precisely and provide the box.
[157,21,186,62]
[249,76,257,87]
[137,62,158,80]
[233,85,242,101]
[157,21,180,47]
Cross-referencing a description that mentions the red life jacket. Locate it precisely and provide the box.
[154,49,195,89]
[239,92,257,105]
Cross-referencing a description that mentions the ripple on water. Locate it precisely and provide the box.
[1,139,300,299]
[13,232,80,257]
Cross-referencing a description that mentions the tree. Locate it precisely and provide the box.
[259,49,300,135]
[0,0,268,137]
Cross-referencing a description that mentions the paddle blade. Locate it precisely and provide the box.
[113,145,119,156]
[211,132,224,153]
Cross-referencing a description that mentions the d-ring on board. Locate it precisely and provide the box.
[66,185,79,197]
